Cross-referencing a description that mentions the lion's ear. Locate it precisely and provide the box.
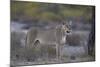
[62,21,66,25]
[69,20,72,26]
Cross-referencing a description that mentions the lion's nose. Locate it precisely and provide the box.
[66,30,70,33]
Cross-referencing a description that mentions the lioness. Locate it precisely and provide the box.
[26,22,71,61]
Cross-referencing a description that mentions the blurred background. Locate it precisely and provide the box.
[10,1,95,66]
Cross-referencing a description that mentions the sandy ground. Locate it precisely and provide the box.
[11,55,95,66]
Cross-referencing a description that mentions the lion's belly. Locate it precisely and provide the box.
[36,30,66,45]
